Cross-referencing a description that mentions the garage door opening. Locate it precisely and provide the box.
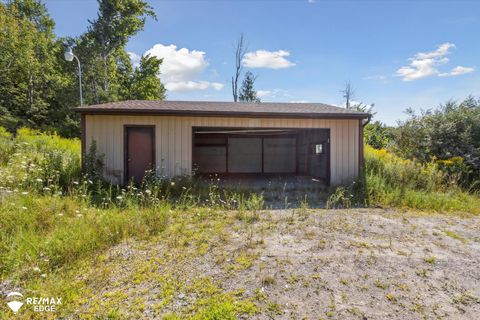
[192,127,330,184]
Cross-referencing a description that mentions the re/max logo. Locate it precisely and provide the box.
[26,297,62,312]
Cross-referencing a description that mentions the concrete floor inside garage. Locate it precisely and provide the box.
[197,173,331,209]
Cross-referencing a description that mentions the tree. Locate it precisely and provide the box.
[0,0,166,137]
[231,34,247,102]
[391,96,480,190]
[238,72,260,103]
[0,2,69,133]
[364,121,391,149]
[340,80,374,125]
[127,55,166,100]
[341,80,355,109]
[86,0,156,94]
[7,0,55,35]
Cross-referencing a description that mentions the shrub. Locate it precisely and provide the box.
[365,146,447,193]
[84,140,105,183]
[363,145,480,213]
[0,127,15,164]
[326,187,352,209]
[391,97,480,191]
[364,121,392,149]
[0,127,81,193]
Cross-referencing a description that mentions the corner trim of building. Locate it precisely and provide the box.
[359,119,364,174]
[80,114,86,173]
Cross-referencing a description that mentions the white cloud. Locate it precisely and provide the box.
[363,74,387,81]
[289,100,309,103]
[439,66,475,77]
[415,42,455,59]
[128,52,141,68]
[165,81,224,92]
[145,44,208,83]
[243,50,296,69]
[131,43,223,92]
[394,42,474,81]
[307,0,316,3]
[257,90,271,98]
[255,88,292,100]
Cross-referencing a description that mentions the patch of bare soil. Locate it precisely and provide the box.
[76,208,480,319]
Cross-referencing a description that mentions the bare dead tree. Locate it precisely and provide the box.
[231,34,247,102]
[341,80,374,125]
[341,80,355,109]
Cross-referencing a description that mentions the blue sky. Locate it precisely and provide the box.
[45,0,479,125]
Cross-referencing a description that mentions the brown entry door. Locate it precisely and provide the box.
[125,126,155,184]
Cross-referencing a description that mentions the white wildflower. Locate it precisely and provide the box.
[36,178,43,182]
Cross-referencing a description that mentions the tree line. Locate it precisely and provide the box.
[0,0,165,137]
[364,96,480,192]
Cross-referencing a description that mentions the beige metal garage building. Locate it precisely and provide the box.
[76,100,369,186]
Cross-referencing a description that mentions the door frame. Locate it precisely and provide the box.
[123,125,156,184]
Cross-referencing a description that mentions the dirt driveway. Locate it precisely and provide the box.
[73,208,480,319]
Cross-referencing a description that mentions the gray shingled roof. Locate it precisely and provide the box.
[75,100,369,119]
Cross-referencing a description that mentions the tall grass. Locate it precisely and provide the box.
[0,127,264,210]
[363,145,480,213]
[0,128,81,194]
[0,194,170,280]
[0,127,267,283]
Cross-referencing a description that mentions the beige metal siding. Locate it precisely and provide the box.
[85,115,360,185]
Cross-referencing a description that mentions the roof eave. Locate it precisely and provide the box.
[74,108,370,119]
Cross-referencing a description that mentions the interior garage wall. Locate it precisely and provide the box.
[228,138,262,173]
[192,145,226,173]
[84,115,360,185]
[263,137,296,173]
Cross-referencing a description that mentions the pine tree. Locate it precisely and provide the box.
[238,72,260,103]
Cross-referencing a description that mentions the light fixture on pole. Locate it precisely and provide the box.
[64,47,83,106]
